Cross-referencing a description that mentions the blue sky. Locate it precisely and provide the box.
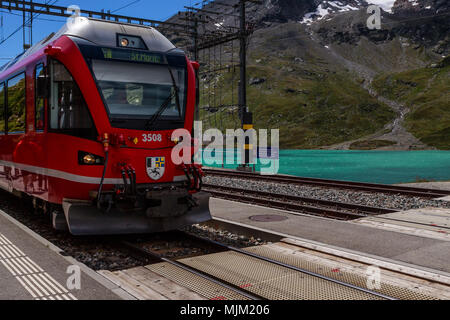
[0,0,197,60]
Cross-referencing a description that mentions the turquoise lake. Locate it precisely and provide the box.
[201,150,450,184]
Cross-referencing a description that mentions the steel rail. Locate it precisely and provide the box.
[203,184,396,216]
[203,187,368,220]
[181,231,396,300]
[120,241,264,300]
[204,169,450,198]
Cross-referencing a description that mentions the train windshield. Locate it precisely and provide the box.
[92,59,186,130]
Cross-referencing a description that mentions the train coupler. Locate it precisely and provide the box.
[178,163,204,192]
[117,163,137,197]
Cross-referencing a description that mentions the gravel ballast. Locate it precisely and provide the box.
[0,189,266,271]
[204,176,450,211]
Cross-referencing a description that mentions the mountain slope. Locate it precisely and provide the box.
[172,0,449,149]
[372,56,450,148]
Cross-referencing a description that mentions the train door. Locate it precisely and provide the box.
[28,62,49,196]
[7,62,48,197]
[0,62,49,198]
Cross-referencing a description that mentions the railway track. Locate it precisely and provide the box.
[202,184,396,220]
[204,168,450,199]
[120,231,398,300]
[1,187,445,300]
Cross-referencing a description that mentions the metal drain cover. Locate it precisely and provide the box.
[249,215,288,222]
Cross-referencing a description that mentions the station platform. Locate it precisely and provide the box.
[0,210,129,300]
[209,198,450,275]
[397,181,450,192]
[399,182,450,202]
[2,196,449,300]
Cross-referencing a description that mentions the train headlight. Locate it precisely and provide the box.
[171,136,183,145]
[117,34,147,49]
[83,154,96,165]
[78,151,104,166]
[120,38,129,47]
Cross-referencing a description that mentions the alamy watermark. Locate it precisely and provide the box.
[367,5,382,30]
[171,121,280,175]
[66,265,81,290]
[366,266,381,290]
[66,5,88,28]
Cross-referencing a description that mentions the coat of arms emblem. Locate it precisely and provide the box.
[146,157,165,180]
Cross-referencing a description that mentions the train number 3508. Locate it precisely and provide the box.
[142,134,162,142]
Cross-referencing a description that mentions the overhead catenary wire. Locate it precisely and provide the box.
[0,0,192,50]
[0,9,3,41]
[110,0,141,14]
[0,0,59,48]
[0,9,66,22]
[186,0,247,131]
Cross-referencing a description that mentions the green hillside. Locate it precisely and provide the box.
[199,23,396,149]
[196,15,448,150]
[200,64,395,148]
[247,67,394,149]
[372,57,450,149]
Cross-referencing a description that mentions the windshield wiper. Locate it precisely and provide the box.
[144,66,182,131]
[144,89,177,130]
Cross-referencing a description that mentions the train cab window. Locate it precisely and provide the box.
[35,64,45,130]
[49,60,96,139]
[7,73,26,134]
[0,82,4,134]
[92,59,186,130]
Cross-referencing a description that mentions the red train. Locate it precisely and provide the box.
[0,18,211,235]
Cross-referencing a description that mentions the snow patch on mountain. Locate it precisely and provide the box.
[300,0,399,24]
[365,0,396,12]
[301,1,360,25]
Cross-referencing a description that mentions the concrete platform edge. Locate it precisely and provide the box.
[212,216,450,284]
[0,209,136,300]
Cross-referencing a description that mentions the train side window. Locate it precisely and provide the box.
[0,82,4,134]
[49,60,96,139]
[35,64,45,130]
[7,73,26,134]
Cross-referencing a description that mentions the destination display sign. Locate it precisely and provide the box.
[101,48,163,64]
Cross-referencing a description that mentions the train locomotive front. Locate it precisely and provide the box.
[0,19,211,235]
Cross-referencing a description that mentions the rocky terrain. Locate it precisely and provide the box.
[169,0,449,149]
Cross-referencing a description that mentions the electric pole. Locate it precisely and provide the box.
[238,0,247,125]
[194,17,200,121]
[22,0,26,49]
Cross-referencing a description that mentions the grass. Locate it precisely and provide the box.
[193,18,448,150]
[372,56,450,149]
[197,21,450,150]
[200,53,395,149]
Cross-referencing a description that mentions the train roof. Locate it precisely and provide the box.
[0,18,178,74]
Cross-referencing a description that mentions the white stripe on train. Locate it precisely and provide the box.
[0,160,186,185]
